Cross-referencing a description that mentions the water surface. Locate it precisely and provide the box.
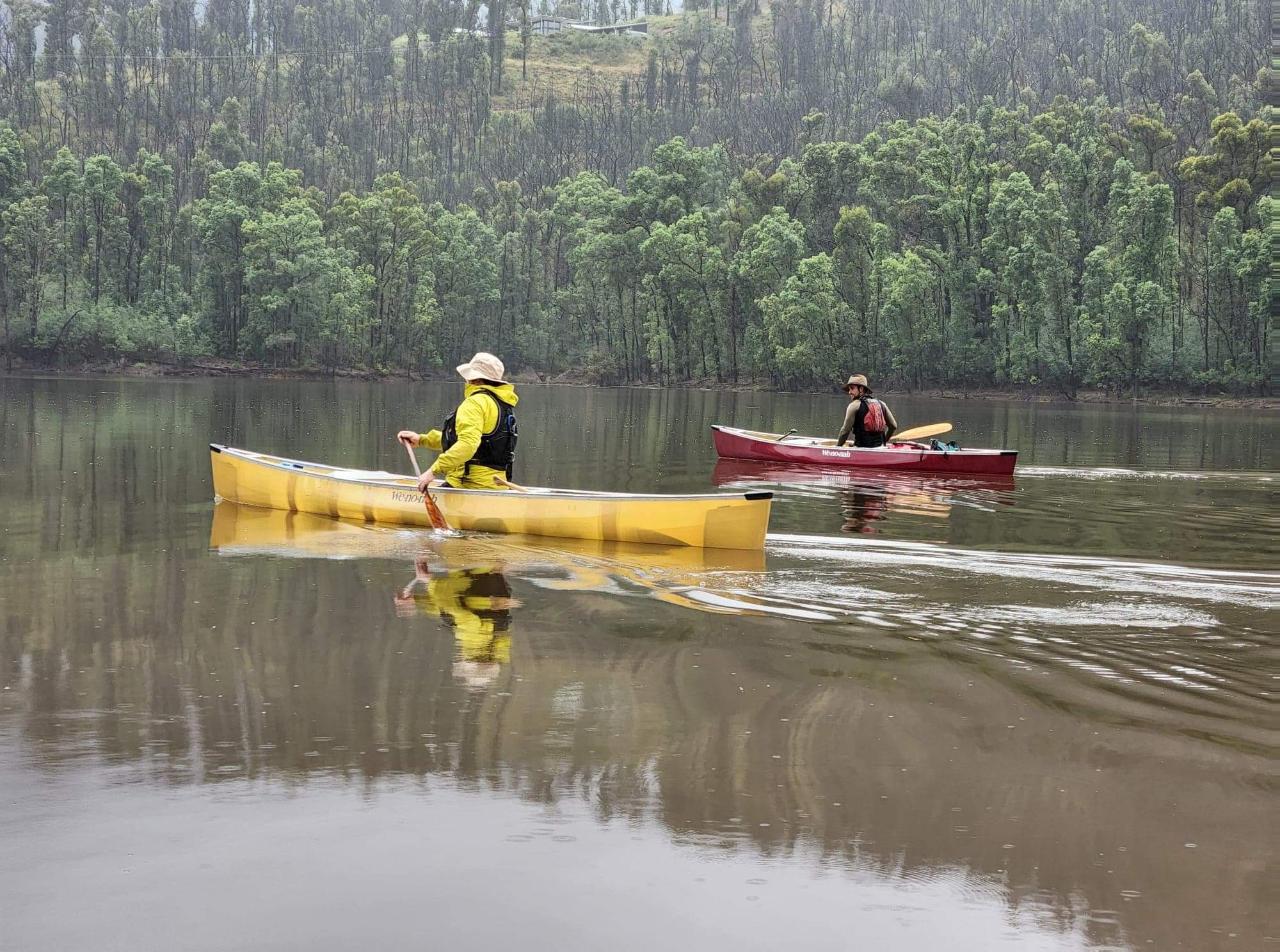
[1,377,1275,951]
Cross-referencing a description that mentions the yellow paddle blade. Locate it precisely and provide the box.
[894,422,953,442]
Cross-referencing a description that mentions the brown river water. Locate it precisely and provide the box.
[1,376,1276,951]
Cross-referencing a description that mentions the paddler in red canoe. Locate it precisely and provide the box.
[836,374,899,448]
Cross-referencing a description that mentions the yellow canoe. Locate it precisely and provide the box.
[210,444,773,550]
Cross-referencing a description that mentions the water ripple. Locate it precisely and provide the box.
[766,534,1280,610]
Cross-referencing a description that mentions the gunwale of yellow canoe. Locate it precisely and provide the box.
[210,444,772,550]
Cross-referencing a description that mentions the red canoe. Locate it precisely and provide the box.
[711,425,1018,476]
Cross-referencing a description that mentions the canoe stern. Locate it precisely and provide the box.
[211,444,437,528]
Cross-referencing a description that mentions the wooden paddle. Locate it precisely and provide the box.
[893,422,953,443]
[400,438,449,530]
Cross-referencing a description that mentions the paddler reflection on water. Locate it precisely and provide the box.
[395,557,521,688]
[841,477,954,533]
[841,487,890,534]
[836,374,898,448]
[397,351,518,492]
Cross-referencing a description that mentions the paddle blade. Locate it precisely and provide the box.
[401,438,449,530]
[894,422,953,442]
[423,490,449,531]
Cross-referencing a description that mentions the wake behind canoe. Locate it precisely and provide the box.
[711,425,1017,476]
[210,444,772,550]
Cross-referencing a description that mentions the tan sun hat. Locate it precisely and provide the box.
[456,352,506,383]
[843,374,872,393]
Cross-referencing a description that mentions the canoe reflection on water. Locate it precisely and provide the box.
[209,502,772,639]
[712,459,1017,534]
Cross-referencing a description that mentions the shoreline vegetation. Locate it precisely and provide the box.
[0,1,1267,399]
[6,360,1275,410]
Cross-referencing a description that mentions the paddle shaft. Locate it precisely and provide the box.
[400,439,449,530]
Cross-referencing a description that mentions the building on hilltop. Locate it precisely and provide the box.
[505,15,649,36]
[567,20,648,35]
[523,15,570,34]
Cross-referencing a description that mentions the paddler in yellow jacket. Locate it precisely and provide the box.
[397,352,519,491]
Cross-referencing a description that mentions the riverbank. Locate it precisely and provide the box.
[5,358,1276,410]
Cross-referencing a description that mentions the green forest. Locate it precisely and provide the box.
[0,0,1270,394]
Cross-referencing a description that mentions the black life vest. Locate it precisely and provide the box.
[852,398,889,448]
[441,389,517,477]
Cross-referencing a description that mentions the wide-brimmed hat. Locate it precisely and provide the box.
[843,374,872,393]
[456,352,506,383]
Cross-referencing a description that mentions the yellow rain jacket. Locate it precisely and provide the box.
[419,381,519,489]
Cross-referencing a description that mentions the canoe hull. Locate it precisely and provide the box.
[711,425,1017,476]
[210,445,772,550]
